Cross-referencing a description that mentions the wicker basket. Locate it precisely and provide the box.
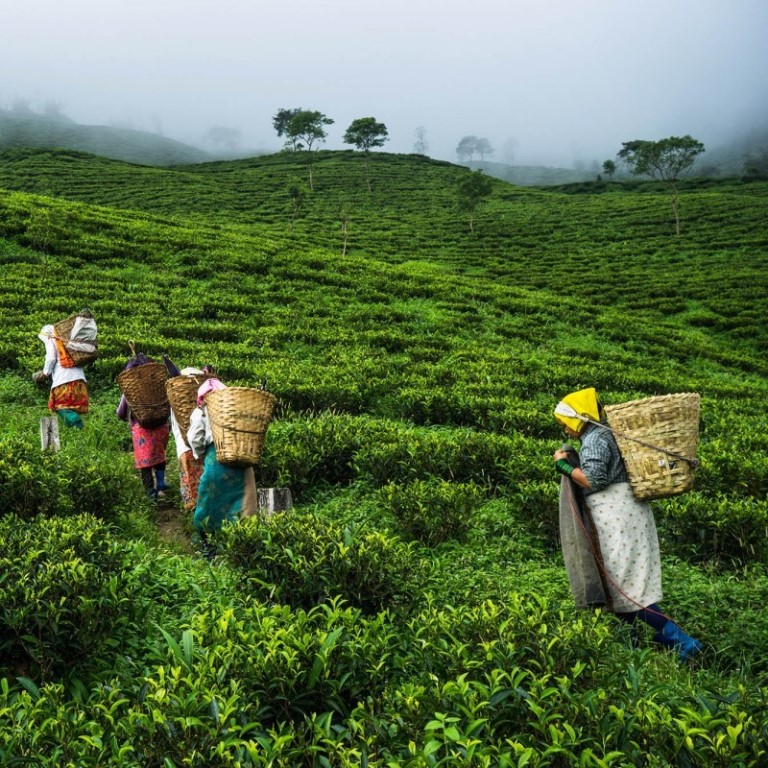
[165,374,212,446]
[206,387,277,466]
[54,313,98,367]
[116,362,170,427]
[604,393,701,501]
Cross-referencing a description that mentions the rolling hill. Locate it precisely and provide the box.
[0,110,212,166]
[1,147,768,765]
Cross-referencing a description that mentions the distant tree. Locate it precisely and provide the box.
[602,159,616,179]
[413,125,429,155]
[272,107,303,150]
[475,138,494,161]
[456,135,478,163]
[275,109,334,190]
[336,198,353,256]
[618,135,705,235]
[204,125,242,153]
[457,169,493,232]
[343,116,389,192]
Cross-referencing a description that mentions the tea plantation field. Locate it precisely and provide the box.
[1,147,768,766]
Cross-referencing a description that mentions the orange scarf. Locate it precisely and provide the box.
[54,336,76,368]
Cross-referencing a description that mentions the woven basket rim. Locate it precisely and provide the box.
[205,387,276,466]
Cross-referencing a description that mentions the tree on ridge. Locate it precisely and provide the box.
[343,116,389,192]
[273,108,334,190]
[618,135,705,235]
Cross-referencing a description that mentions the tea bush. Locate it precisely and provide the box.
[658,492,768,566]
[0,514,150,680]
[378,477,484,545]
[1,149,768,764]
[220,512,425,613]
[0,429,147,525]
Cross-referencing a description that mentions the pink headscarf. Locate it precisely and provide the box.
[197,377,226,406]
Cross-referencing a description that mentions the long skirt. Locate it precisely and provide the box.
[49,380,89,414]
[586,482,663,612]
[193,444,257,533]
[131,421,170,469]
[179,449,205,511]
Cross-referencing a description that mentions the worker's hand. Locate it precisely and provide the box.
[31,370,49,384]
[553,449,569,461]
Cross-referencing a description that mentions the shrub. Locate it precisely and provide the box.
[0,514,149,680]
[0,433,147,524]
[378,477,484,545]
[220,512,425,613]
[658,492,768,567]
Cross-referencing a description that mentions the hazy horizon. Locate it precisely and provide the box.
[4,0,768,168]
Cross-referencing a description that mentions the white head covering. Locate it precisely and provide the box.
[181,367,205,376]
[38,325,55,344]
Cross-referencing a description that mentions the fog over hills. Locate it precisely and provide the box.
[3,0,767,172]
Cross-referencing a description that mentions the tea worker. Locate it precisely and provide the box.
[116,355,171,500]
[169,367,207,513]
[187,378,257,558]
[553,387,702,662]
[32,324,88,429]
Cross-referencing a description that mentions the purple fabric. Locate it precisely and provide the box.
[116,394,130,421]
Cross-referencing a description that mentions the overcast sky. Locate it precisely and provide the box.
[4,0,767,166]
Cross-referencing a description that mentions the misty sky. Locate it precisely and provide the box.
[4,0,768,166]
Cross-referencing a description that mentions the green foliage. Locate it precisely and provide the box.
[456,168,494,231]
[0,430,148,524]
[618,135,706,182]
[0,514,149,679]
[659,492,768,566]
[220,513,425,613]
[342,117,389,153]
[0,147,767,764]
[379,477,484,545]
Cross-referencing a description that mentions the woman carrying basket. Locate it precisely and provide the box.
[168,367,208,513]
[187,378,257,558]
[32,325,88,429]
[552,387,702,663]
[116,355,171,500]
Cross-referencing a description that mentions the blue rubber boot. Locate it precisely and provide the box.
[155,468,169,494]
[655,620,702,663]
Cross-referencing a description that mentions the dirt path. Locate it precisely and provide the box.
[154,498,194,553]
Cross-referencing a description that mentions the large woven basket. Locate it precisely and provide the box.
[604,393,701,501]
[165,374,212,446]
[116,362,170,427]
[206,387,277,466]
[54,313,98,367]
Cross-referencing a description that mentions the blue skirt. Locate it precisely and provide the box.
[193,444,250,533]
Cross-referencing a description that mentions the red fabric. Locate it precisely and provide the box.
[130,421,170,469]
[49,380,89,413]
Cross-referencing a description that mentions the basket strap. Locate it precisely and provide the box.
[579,416,700,468]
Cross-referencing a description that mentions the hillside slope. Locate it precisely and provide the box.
[0,111,211,166]
[1,149,768,765]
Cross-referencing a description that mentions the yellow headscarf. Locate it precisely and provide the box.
[554,387,603,435]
